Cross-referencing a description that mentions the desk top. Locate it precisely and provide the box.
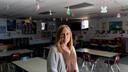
[76,48,119,58]
[13,57,47,72]
[0,49,33,57]
[43,46,51,49]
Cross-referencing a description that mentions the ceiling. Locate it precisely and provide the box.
[0,0,128,20]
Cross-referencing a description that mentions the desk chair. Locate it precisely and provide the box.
[81,53,97,72]
[0,62,15,72]
[104,55,120,72]
[10,53,20,61]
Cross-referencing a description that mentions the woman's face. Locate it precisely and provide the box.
[60,27,71,45]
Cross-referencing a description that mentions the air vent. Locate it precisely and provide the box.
[65,2,93,9]
[18,17,26,19]
[39,11,55,15]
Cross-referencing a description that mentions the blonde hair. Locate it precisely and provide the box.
[55,24,73,53]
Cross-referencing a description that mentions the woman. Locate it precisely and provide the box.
[47,25,79,72]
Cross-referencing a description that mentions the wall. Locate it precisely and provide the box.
[72,19,99,41]
[0,18,51,44]
[80,16,128,41]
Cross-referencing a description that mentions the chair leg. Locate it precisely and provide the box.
[7,63,16,72]
[91,63,95,72]
[81,61,91,72]
[7,63,11,72]
[86,62,90,72]
[81,61,85,72]
[91,60,98,72]
[116,64,120,72]
[0,65,2,72]
[111,66,115,72]
[107,63,110,72]
[11,63,16,72]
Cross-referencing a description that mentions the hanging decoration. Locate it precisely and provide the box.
[100,0,108,13]
[36,0,40,11]
[100,6,108,13]
[114,0,123,18]
[24,17,32,24]
[66,0,72,16]
[49,10,52,15]
[117,13,121,18]
[66,7,72,16]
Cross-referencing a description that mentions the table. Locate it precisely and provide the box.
[43,46,51,58]
[0,45,8,52]
[76,48,119,58]
[12,57,47,72]
[0,49,33,57]
[76,48,119,72]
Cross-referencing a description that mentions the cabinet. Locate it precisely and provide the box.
[89,37,125,52]
[124,38,128,53]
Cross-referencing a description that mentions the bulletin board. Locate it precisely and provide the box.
[7,19,16,31]
[0,25,6,34]
[109,21,122,30]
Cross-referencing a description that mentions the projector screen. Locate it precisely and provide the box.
[81,20,89,29]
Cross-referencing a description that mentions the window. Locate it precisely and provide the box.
[81,20,89,29]
[41,22,45,30]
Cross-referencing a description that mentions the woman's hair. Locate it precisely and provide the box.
[55,24,73,52]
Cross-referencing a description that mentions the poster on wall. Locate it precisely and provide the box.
[7,19,16,31]
[21,21,37,34]
[109,21,122,30]
[0,25,6,34]
[47,21,56,32]
[101,22,107,30]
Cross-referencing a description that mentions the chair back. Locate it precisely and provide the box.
[11,52,20,61]
[114,55,120,64]
[83,52,91,62]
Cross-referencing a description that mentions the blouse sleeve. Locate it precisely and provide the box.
[47,47,59,72]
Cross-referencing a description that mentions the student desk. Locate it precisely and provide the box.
[0,49,33,57]
[76,48,120,72]
[12,57,47,72]
[76,48,119,58]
